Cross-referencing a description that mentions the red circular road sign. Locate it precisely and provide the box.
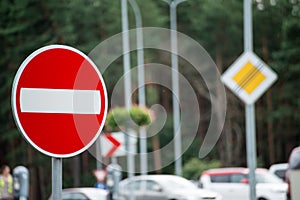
[11,45,108,158]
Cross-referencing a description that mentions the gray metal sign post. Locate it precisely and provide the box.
[52,158,62,200]
[244,0,257,199]
[245,105,257,200]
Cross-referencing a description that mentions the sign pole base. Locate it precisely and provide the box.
[52,157,62,200]
[246,104,257,200]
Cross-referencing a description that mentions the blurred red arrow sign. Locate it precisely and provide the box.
[100,133,124,157]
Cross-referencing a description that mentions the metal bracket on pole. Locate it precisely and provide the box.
[52,157,62,200]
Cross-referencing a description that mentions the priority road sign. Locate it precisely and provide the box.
[221,51,277,104]
[11,45,108,158]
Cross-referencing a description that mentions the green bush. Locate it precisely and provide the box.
[106,107,129,130]
[129,106,151,126]
[106,106,151,130]
[182,158,221,180]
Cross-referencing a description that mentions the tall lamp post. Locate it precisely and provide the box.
[128,0,148,175]
[121,0,134,180]
[163,0,187,176]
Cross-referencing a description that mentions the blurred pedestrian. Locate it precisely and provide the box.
[0,165,13,200]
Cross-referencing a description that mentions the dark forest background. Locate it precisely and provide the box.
[1,0,300,198]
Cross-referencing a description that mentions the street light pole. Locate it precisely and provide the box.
[163,0,187,176]
[121,0,134,180]
[128,0,148,175]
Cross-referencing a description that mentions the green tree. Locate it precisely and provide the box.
[252,0,288,165]
[179,0,245,166]
[270,0,300,162]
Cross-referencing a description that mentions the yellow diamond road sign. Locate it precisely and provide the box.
[221,51,277,104]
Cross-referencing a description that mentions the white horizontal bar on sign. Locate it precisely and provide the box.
[20,88,100,114]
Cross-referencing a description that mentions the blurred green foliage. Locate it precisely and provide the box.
[106,106,151,130]
[129,106,152,126]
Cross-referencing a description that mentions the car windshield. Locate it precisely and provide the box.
[274,169,286,180]
[159,176,198,190]
[256,172,283,184]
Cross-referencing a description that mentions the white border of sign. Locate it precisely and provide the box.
[221,51,277,104]
[11,45,108,158]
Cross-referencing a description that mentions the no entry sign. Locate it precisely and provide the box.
[11,45,108,158]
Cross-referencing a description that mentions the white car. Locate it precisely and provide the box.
[269,163,288,181]
[119,175,222,200]
[48,187,109,200]
[200,168,287,200]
